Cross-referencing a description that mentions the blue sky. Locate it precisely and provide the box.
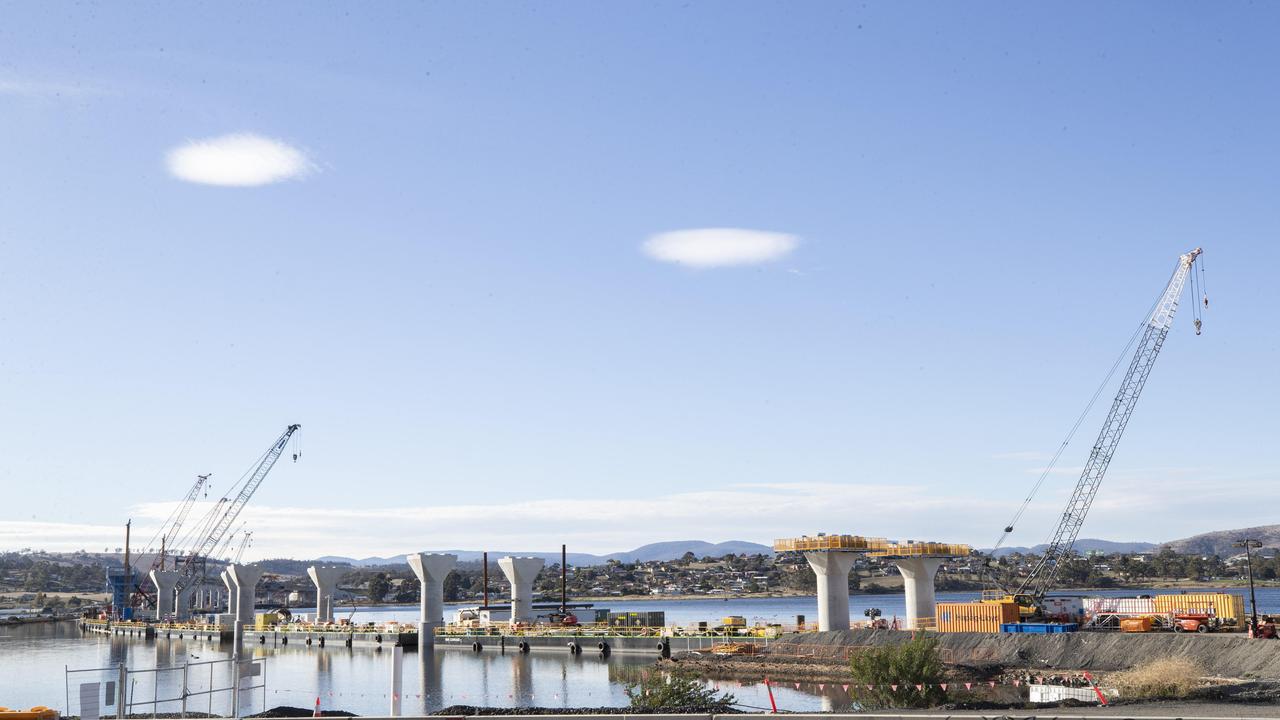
[1,2,1276,560]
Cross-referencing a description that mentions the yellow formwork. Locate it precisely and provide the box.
[773,535,971,558]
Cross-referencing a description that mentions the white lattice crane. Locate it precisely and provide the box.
[988,248,1206,612]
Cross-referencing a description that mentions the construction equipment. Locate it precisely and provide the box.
[173,424,301,596]
[986,249,1204,616]
[232,531,254,563]
[130,474,212,607]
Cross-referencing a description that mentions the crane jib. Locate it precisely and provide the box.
[1017,250,1201,600]
[175,424,300,588]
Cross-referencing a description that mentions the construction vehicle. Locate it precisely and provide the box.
[984,248,1206,619]
[1172,613,1221,634]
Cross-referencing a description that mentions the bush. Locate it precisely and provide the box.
[1109,657,1203,699]
[624,670,736,712]
[849,633,946,708]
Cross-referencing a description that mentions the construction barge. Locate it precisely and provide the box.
[79,618,418,648]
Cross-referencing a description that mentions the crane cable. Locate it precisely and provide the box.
[987,258,1183,560]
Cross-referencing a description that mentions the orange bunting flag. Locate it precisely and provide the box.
[940,684,948,692]
[842,684,849,692]
[915,684,924,692]
[794,683,801,689]
[818,684,825,691]
[1013,680,1021,687]
[988,681,996,688]
[890,685,898,692]
[865,685,873,691]
[1036,676,1044,684]
[965,683,972,691]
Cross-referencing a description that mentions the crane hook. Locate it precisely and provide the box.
[1194,318,1202,336]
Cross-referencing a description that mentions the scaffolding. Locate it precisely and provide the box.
[773,534,970,558]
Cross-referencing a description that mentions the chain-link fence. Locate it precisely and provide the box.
[64,657,265,719]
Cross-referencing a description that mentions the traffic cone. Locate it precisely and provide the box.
[313,696,321,717]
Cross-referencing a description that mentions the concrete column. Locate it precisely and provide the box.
[175,584,192,620]
[307,566,345,624]
[221,569,237,618]
[149,570,180,620]
[497,556,544,625]
[804,551,857,631]
[895,557,944,630]
[226,563,265,625]
[407,553,457,647]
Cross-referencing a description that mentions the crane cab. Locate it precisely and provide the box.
[981,591,1039,620]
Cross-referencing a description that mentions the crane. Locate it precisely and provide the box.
[175,424,300,591]
[130,473,211,607]
[232,531,254,564]
[988,248,1204,613]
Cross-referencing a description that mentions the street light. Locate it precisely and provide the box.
[1233,539,1262,634]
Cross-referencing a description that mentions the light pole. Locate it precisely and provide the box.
[1233,539,1262,634]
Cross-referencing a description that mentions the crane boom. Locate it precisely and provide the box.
[179,424,300,577]
[1018,248,1201,600]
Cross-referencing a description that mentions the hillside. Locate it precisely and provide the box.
[1164,524,1280,557]
[316,540,773,568]
[987,538,1157,557]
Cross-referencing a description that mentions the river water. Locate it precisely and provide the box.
[4,590,1277,716]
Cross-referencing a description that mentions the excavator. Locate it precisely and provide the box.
[983,248,1206,620]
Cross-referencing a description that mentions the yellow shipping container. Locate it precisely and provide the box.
[1153,593,1245,623]
[255,611,280,629]
[935,601,1020,633]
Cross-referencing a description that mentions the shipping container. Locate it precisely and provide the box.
[1120,617,1153,633]
[1041,596,1085,621]
[1153,593,1245,623]
[1002,623,1078,634]
[593,609,610,624]
[935,601,1020,633]
[1083,597,1156,616]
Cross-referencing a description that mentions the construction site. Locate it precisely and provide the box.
[54,246,1280,716]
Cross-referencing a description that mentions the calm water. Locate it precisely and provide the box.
[4,590,1277,716]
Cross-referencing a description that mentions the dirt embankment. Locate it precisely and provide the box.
[768,629,1280,679]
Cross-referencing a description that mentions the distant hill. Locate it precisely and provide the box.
[316,540,773,568]
[986,538,1157,558]
[1163,525,1280,557]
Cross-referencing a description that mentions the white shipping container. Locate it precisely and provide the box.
[1084,597,1156,616]
[1042,596,1085,620]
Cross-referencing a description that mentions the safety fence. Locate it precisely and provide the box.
[63,657,266,719]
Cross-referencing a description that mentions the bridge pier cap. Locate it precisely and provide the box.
[407,553,458,647]
[498,556,545,625]
[225,563,265,625]
[307,565,345,624]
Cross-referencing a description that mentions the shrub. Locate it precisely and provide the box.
[1109,657,1203,699]
[624,670,736,712]
[849,633,947,708]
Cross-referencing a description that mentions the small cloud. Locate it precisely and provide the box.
[166,133,315,187]
[643,228,799,268]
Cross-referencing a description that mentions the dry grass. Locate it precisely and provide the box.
[1109,657,1205,699]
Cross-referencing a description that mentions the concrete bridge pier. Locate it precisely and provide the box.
[895,557,943,629]
[307,565,345,624]
[175,585,193,620]
[498,556,544,625]
[149,570,179,620]
[226,563,264,625]
[407,553,457,648]
[804,551,857,631]
[220,569,237,618]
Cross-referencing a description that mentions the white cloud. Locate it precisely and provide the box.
[166,133,315,187]
[643,228,799,268]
